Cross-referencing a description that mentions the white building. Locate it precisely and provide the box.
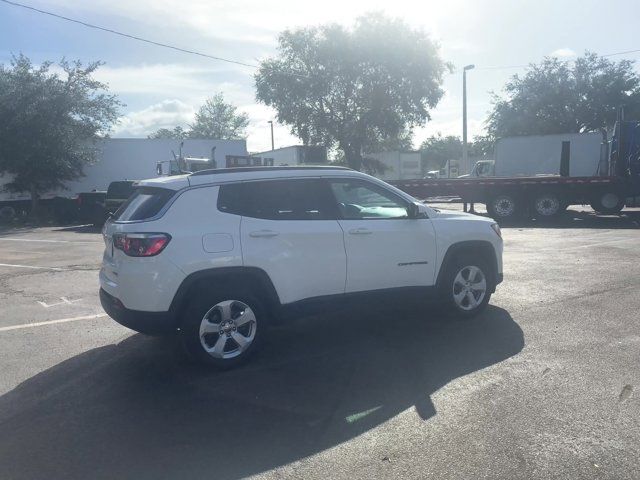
[366,150,422,180]
[0,138,247,201]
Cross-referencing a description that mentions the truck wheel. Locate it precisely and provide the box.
[0,206,16,221]
[442,254,492,318]
[590,192,625,215]
[532,193,563,219]
[180,289,266,369]
[487,194,518,220]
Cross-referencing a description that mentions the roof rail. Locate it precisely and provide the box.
[190,165,352,176]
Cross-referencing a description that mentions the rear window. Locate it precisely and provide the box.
[112,187,175,221]
[107,181,136,199]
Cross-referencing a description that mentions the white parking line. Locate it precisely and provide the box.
[0,313,107,332]
[0,238,101,244]
[0,263,68,271]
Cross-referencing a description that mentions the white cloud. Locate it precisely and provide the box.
[550,48,576,58]
[113,99,195,137]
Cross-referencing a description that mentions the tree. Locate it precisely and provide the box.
[420,133,495,172]
[148,94,249,140]
[188,93,249,139]
[255,13,449,171]
[0,54,121,215]
[488,52,640,138]
[148,126,188,140]
[420,134,462,171]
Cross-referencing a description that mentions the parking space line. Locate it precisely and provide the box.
[0,313,107,332]
[0,263,68,271]
[0,238,102,244]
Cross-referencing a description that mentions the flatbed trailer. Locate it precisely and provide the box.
[390,175,637,220]
[392,114,640,221]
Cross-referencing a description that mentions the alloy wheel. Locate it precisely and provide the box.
[452,265,487,311]
[199,300,257,359]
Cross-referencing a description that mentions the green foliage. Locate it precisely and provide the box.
[148,93,249,141]
[420,133,495,171]
[255,13,449,171]
[0,54,121,213]
[488,52,640,137]
[188,93,249,140]
[148,126,188,140]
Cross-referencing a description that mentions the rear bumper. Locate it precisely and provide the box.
[100,288,178,335]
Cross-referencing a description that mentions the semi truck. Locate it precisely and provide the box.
[391,115,640,221]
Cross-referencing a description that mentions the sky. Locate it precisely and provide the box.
[1,0,640,153]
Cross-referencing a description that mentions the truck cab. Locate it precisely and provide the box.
[463,160,495,178]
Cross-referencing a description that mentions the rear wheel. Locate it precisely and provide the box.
[442,255,492,318]
[590,192,625,215]
[180,290,265,368]
[487,194,519,220]
[532,193,564,220]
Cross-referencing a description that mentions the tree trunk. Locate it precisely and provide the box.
[29,183,40,219]
[342,145,363,171]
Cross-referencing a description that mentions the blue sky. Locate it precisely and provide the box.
[1,0,639,152]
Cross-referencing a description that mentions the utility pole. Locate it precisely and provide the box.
[462,64,475,176]
[268,120,275,151]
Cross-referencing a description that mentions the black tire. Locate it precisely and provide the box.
[531,192,564,220]
[487,194,519,220]
[590,192,625,215]
[441,254,492,318]
[180,288,266,369]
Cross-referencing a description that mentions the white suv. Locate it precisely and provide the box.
[100,166,503,368]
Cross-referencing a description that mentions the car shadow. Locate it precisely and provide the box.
[0,304,523,480]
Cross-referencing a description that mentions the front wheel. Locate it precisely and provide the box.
[442,256,492,318]
[181,291,265,368]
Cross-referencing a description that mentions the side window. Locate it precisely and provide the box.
[218,179,335,220]
[329,179,409,219]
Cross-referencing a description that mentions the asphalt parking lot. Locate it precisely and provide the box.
[1,207,639,480]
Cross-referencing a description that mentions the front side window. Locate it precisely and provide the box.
[218,179,334,220]
[329,179,409,219]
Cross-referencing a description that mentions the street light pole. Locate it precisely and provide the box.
[462,64,475,176]
[268,120,275,151]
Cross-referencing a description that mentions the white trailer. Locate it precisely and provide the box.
[252,145,327,166]
[0,138,247,202]
[366,150,422,180]
[494,132,604,177]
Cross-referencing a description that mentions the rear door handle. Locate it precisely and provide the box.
[249,229,280,238]
[348,228,372,235]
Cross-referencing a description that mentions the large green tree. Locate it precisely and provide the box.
[488,52,640,137]
[0,54,121,214]
[149,94,249,140]
[255,13,449,170]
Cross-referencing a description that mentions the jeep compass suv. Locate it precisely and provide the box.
[100,166,503,368]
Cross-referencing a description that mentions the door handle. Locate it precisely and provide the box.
[348,228,372,235]
[249,229,280,238]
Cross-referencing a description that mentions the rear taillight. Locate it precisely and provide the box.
[113,233,171,257]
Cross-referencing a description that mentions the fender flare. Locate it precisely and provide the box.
[435,240,499,293]
[168,266,282,322]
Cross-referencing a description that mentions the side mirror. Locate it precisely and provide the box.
[408,202,422,219]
